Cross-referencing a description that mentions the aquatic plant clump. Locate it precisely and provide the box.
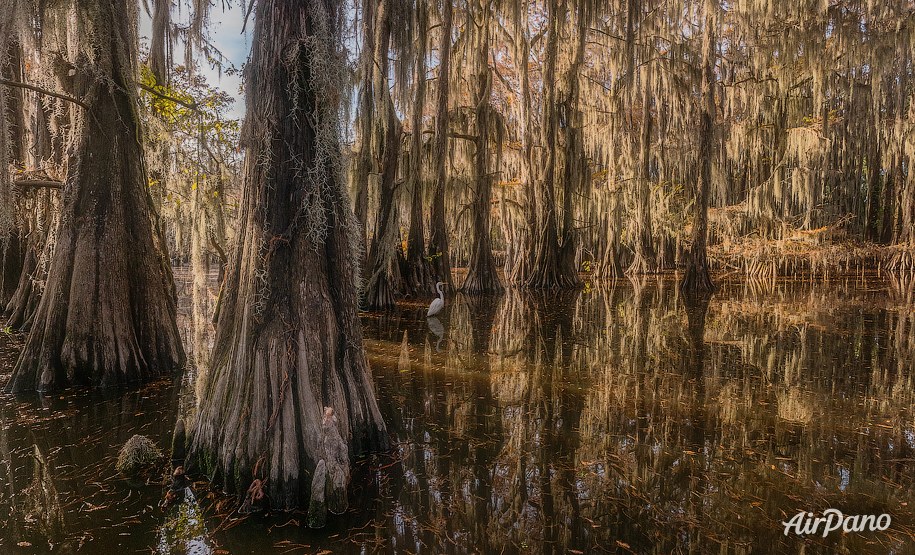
[116,434,164,477]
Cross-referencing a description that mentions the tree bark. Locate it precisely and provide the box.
[352,0,376,249]
[363,0,405,309]
[1,35,26,307]
[461,1,502,294]
[428,0,454,288]
[506,0,535,285]
[6,0,185,393]
[403,1,435,297]
[627,77,657,275]
[187,0,388,515]
[681,5,716,295]
[526,0,580,290]
[364,102,404,310]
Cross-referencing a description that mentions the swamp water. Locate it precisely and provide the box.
[1,276,914,553]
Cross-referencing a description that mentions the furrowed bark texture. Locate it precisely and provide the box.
[5,0,185,393]
[187,0,389,514]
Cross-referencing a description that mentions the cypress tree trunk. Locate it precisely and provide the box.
[526,0,573,290]
[507,0,536,286]
[187,0,388,516]
[352,0,376,247]
[628,80,657,275]
[363,0,405,310]
[403,1,435,297]
[148,0,171,85]
[558,2,588,288]
[4,246,36,329]
[428,0,454,288]
[1,35,26,307]
[461,0,502,294]
[681,6,716,295]
[5,83,60,331]
[364,102,404,310]
[5,0,185,393]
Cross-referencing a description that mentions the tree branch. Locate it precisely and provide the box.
[13,179,64,190]
[0,78,88,109]
[138,83,199,111]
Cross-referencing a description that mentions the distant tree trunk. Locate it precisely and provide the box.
[187,0,388,516]
[5,75,60,330]
[558,3,588,287]
[886,55,907,244]
[428,0,453,288]
[628,78,656,275]
[4,188,57,332]
[148,0,171,85]
[681,6,716,295]
[1,36,26,307]
[526,0,580,290]
[461,1,502,294]
[352,0,376,248]
[506,0,535,285]
[5,0,185,393]
[363,0,405,309]
[403,1,435,297]
[364,102,404,309]
[0,232,24,308]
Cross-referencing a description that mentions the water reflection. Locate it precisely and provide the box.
[357,279,915,553]
[1,278,914,553]
[0,382,181,552]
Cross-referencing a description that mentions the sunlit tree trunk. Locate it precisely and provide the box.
[187,0,388,516]
[558,2,588,286]
[6,0,186,393]
[506,0,535,285]
[148,0,171,84]
[364,101,404,309]
[1,35,26,307]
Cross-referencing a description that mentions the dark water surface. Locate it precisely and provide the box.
[2,276,915,553]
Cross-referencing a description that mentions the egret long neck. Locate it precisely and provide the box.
[437,283,444,300]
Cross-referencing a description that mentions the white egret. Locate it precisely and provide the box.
[427,282,445,317]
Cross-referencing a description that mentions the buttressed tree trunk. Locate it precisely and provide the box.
[461,0,502,295]
[680,4,716,295]
[5,0,185,393]
[187,0,389,517]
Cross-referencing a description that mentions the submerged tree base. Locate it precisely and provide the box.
[5,0,185,393]
[186,0,388,519]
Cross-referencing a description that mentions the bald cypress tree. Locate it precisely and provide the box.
[186,0,388,515]
[5,0,185,393]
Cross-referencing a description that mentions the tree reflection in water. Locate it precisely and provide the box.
[358,278,915,553]
[1,277,914,553]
